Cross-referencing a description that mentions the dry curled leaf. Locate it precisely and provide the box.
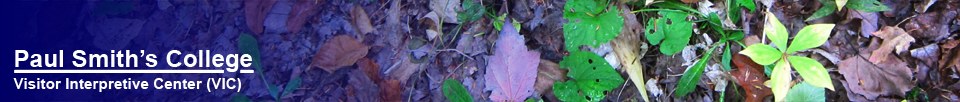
[838,55,914,100]
[311,35,371,73]
[868,26,915,63]
[287,0,321,34]
[352,5,375,35]
[244,0,276,35]
[485,22,539,101]
[731,54,772,102]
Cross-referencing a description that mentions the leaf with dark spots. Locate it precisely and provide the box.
[838,55,914,100]
[311,35,371,73]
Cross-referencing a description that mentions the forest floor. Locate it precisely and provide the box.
[71,0,960,101]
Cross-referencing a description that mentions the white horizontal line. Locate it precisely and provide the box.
[13,69,230,73]
[239,70,254,73]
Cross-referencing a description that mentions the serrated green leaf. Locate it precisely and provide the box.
[722,46,732,71]
[740,44,782,65]
[784,81,826,101]
[847,0,891,12]
[767,60,793,102]
[443,79,474,102]
[558,51,626,102]
[806,0,837,21]
[787,56,834,91]
[645,11,692,55]
[230,94,253,102]
[282,77,302,97]
[763,12,789,52]
[457,0,485,22]
[563,4,623,52]
[787,24,834,53]
[675,50,711,98]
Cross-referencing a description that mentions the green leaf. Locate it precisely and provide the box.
[239,34,263,72]
[740,0,756,12]
[740,44,782,65]
[457,0,485,22]
[645,11,692,55]
[493,14,506,31]
[553,81,587,101]
[722,46,732,71]
[729,0,756,22]
[282,77,302,97]
[787,56,834,91]
[268,84,280,100]
[512,19,521,32]
[763,12,789,52]
[787,24,834,53]
[728,31,745,41]
[767,60,793,102]
[783,81,826,101]
[846,0,891,12]
[443,79,474,102]
[563,4,623,52]
[727,0,742,23]
[230,94,253,102]
[558,51,626,102]
[806,0,837,21]
[650,1,702,15]
[675,50,712,98]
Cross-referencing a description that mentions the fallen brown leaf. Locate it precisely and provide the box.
[731,54,772,102]
[534,59,566,96]
[358,58,381,82]
[287,0,321,34]
[838,55,914,100]
[868,26,914,63]
[379,79,402,101]
[348,70,380,102]
[940,40,960,70]
[311,35,371,73]
[352,6,375,35]
[244,0,276,35]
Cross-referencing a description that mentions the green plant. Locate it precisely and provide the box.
[239,34,303,102]
[553,51,625,102]
[739,12,835,102]
[562,0,623,52]
[442,79,473,102]
[645,11,693,55]
[806,0,890,21]
[727,0,756,23]
[783,81,826,101]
